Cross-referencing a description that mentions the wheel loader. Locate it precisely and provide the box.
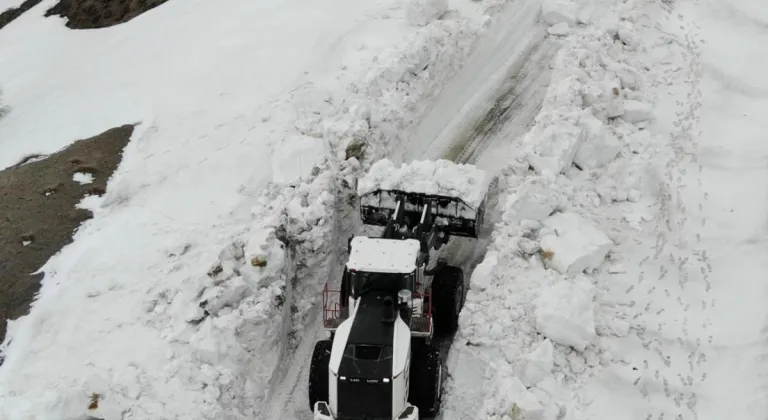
[308,159,491,420]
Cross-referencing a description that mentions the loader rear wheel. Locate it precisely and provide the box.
[409,340,443,418]
[432,265,464,336]
[308,339,332,412]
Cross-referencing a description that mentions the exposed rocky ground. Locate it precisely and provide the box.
[0,0,170,31]
[0,0,43,30]
[46,0,170,29]
[0,125,133,343]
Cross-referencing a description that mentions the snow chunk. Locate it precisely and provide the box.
[533,276,597,351]
[470,251,497,291]
[357,158,492,208]
[539,212,612,275]
[503,176,564,223]
[541,0,576,27]
[574,113,621,170]
[271,135,329,185]
[620,100,653,123]
[405,0,448,27]
[548,23,571,36]
[526,121,585,176]
[72,172,94,184]
[513,339,555,387]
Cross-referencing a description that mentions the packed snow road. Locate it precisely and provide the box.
[407,0,556,169]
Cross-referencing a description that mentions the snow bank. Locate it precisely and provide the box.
[271,135,330,185]
[450,0,681,418]
[539,212,613,275]
[0,164,341,420]
[357,158,492,208]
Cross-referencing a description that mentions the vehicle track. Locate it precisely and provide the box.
[451,37,559,167]
[261,2,559,418]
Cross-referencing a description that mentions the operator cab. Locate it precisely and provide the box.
[343,236,424,314]
[346,236,423,276]
[327,237,422,420]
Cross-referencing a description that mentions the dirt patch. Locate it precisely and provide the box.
[0,0,171,32]
[45,0,170,29]
[0,0,44,31]
[0,124,133,345]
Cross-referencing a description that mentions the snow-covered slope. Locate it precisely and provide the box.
[0,0,513,419]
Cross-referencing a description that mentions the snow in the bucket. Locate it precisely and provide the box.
[357,158,492,208]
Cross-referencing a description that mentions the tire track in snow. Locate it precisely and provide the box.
[435,34,559,290]
[446,37,558,167]
[408,0,550,163]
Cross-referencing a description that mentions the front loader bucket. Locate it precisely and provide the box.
[359,189,487,238]
[357,159,492,238]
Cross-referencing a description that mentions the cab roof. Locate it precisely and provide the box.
[345,236,420,274]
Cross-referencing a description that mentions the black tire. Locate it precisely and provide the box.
[308,339,332,412]
[408,340,443,418]
[431,265,465,336]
